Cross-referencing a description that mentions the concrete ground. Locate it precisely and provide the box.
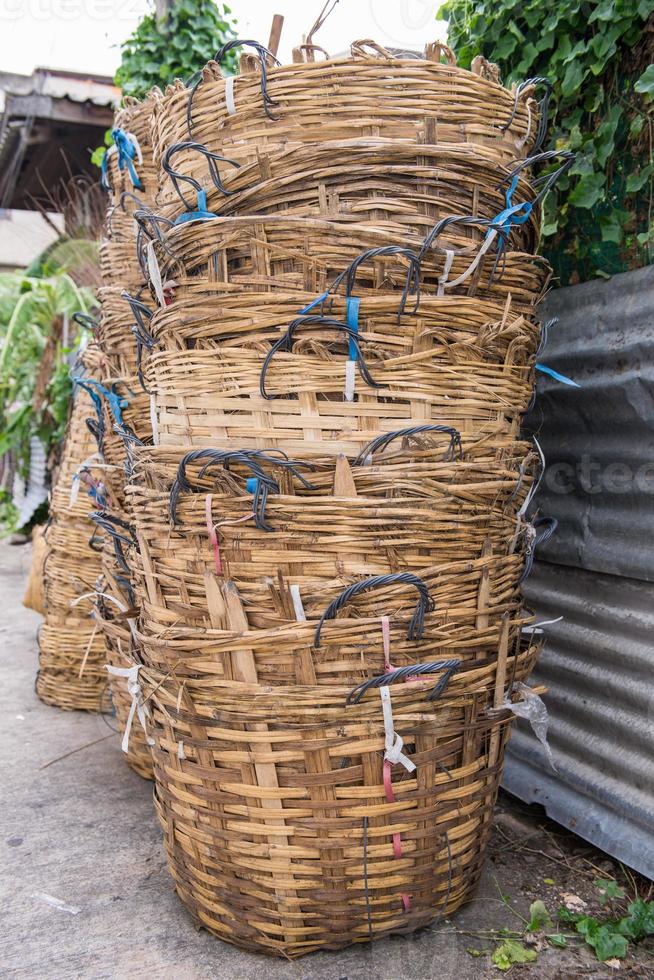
[2,541,652,979]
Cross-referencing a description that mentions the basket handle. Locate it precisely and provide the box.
[123,292,156,393]
[187,39,281,138]
[346,659,461,704]
[500,150,574,208]
[90,510,136,573]
[328,246,422,320]
[424,42,457,66]
[313,572,435,648]
[292,43,330,63]
[161,141,241,213]
[501,77,553,154]
[351,39,394,60]
[354,424,463,465]
[169,447,315,527]
[259,315,382,400]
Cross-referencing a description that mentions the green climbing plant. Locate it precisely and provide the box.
[115,0,238,99]
[439,0,654,284]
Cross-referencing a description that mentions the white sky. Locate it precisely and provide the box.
[0,1,447,79]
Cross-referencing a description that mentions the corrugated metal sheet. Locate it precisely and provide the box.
[504,265,654,877]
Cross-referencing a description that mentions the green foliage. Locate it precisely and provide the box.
[0,269,95,532]
[491,938,538,970]
[439,0,654,284]
[114,0,238,99]
[558,895,654,962]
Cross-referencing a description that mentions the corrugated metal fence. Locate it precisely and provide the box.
[503,265,654,878]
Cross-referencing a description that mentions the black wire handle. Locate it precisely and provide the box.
[354,424,463,465]
[133,210,175,279]
[520,516,558,583]
[187,39,282,137]
[162,141,241,211]
[328,246,423,321]
[259,315,382,400]
[169,447,315,529]
[346,659,462,704]
[500,150,575,207]
[313,572,435,648]
[123,292,157,394]
[90,510,137,573]
[501,77,553,154]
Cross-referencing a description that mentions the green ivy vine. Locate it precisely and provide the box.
[115,0,238,99]
[439,0,654,284]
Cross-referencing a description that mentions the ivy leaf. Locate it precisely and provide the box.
[630,116,645,138]
[595,105,622,167]
[589,0,616,22]
[492,940,538,971]
[626,163,654,193]
[528,899,554,932]
[569,172,605,209]
[635,64,654,99]
[561,60,586,98]
[599,214,623,243]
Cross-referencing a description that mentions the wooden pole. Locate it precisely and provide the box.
[268,14,284,58]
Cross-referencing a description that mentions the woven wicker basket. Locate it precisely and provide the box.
[151,216,549,319]
[141,628,540,956]
[156,139,538,255]
[152,40,539,201]
[36,361,112,712]
[95,544,154,781]
[96,287,153,379]
[37,618,110,712]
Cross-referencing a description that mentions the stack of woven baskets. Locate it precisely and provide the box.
[105,39,568,957]
[36,344,109,712]
[81,97,158,778]
[65,37,569,957]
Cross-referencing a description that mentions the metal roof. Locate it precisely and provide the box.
[504,265,654,878]
[0,68,116,211]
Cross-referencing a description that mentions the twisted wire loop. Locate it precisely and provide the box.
[187,39,282,137]
[328,246,422,320]
[346,659,462,704]
[123,292,157,393]
[162,141,241,211]
[168,447,315,527]
[90,510,137,573]
[259,315,382,399]
[133,210,175,278]
[72,312,99,333]
[520,515,558,583]
[313,572,435,648]
[501,77,553,153]
[500,150,575,207]
[354,423,464,466]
